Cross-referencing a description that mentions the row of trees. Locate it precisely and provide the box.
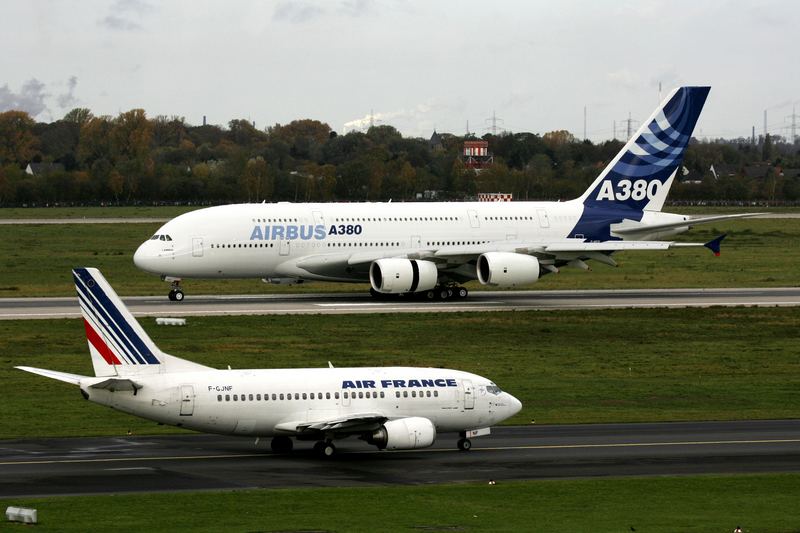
[1,108,799,206]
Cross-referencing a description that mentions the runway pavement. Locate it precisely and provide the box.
[1,420,799,497]
[1,287,799,320]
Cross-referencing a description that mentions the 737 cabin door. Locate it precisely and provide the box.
[180,385,195,416]
[462,379,475,410]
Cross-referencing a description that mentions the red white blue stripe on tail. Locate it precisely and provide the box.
[74,268,161,374]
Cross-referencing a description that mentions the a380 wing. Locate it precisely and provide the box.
[278,224,737,279]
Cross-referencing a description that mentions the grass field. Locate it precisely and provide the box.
[0,216,798,297]
[2,307,798,439]
[3,474,799,532]
[0,205,197,219]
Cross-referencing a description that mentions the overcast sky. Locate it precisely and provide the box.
[2,0,799,141]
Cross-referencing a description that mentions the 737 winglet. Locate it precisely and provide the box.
[703,234,727,256]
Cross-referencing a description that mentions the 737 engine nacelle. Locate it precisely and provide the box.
[476,252,540,287]
[367,417,437,450]
[369,259,438,294]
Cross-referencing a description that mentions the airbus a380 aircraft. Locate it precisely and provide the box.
[17,268,521,456]
[135,87,758,301]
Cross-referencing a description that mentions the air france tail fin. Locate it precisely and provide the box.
[578,86,710,213]
[73,268,209,377]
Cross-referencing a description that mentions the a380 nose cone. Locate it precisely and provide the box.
[133,242,158,274]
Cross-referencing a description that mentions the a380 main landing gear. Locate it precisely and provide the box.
[423,285,468,301]
[370,285,469,301]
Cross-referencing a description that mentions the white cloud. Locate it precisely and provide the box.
[57,76,80,110]
[99,0,154,31]
[0,79,49,117]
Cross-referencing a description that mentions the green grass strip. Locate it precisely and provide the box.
[3,474,799,532]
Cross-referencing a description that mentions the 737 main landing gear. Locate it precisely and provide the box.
[313,440,337,457]
[270,436,293,453]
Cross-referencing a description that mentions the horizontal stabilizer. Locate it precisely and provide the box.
[703,234,727,256]
[613,212,765,236]
[15,366,85,385]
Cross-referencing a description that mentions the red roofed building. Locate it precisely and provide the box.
[463,140,493,170]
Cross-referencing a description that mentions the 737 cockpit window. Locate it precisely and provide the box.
[486,385,502,395]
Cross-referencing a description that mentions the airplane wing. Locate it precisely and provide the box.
[612,212,764,237]
[15,366,85,385]
[279,234,727,280]
[274,412,388,437]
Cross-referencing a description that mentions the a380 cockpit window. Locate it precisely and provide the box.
[150,234,173,241]
[486,384,502,395]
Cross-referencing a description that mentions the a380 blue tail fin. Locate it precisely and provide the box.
[578,86,710,213]
[569,87,710,241]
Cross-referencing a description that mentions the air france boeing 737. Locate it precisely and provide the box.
[134,87,757,301]
[17,268,521,456]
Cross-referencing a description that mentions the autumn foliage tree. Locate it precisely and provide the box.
[0,106,798,206]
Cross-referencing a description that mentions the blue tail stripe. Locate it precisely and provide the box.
[76,273,156,365]
[73,269,159,364]
[80,274,158,364]
[76,288,139,365]
[74,274,147,365]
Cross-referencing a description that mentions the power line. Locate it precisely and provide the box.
[618,112,639,141]
[787,106,798,143]
[484,110,505,135]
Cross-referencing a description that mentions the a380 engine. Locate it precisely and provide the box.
[369,259,438,294]
[366,417,437,450]
[476,252,540,287]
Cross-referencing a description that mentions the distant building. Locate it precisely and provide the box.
[429,131,444,152]
[416,190,440,200]
[25,162,65,176]
[478,192,512,202]
[463,140,493,170]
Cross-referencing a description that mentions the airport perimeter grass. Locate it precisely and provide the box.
[4,474,800,532]
[0,216,798,297]
[2,307,798,439]
[0,205,196,219]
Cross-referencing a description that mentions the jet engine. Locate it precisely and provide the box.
[369,259,438,294]
[367,417,437,450]
[476,252,540,287]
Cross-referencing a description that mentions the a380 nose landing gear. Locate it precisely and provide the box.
[165,277,184,301]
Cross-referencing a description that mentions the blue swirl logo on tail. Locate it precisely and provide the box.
[571,86,710,240]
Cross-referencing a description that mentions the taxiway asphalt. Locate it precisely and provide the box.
[1,287,799,320]
[1,420,798,497]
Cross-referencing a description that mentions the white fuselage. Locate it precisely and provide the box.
[134,201,686,282]
[80,366,521,437]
